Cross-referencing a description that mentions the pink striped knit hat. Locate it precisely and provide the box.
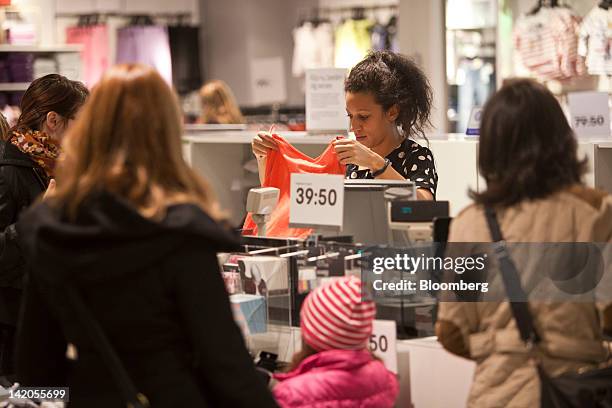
[300,276,376,351]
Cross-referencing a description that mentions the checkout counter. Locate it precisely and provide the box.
[188,128,611,407]
[222,178,474,407]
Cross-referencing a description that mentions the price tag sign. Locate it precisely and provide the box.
[568,92,611,138]
[466,106,483,136]
[289,173,344,229]
[306,68,347,132]
[371,320,397,373]
[250,57,287,105]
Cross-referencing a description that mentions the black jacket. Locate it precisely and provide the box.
[0,139,48,325]
[15,193,278,408]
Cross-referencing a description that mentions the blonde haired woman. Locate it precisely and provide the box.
[199,79,245,124]
[15,65,278,408]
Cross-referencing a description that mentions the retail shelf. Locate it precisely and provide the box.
[0,82,30,91]
[0,44,82,53]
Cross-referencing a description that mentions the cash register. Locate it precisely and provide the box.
[341,179,449,245]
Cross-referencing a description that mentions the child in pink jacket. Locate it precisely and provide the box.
[273,276,399,408]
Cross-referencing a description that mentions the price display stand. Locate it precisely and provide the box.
[289,173,345,233]
[568,92,611,139]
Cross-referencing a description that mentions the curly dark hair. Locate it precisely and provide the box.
[471,78,587,208]
[344,50,433,140]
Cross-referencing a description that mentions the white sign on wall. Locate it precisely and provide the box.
[568,92,611,138]
[306,68,347,132]
[289,173,344,229]
[250,57,287,106]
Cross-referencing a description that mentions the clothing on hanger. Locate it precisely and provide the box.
[168,25,202,94]
[66,24,109,87]
[334,18,374,69]
[116,25,172,85]
[242,134,345,239]
[371,23,388,51]
[513,6,584,81]
[578,6,612,76]
[292,22,334,77]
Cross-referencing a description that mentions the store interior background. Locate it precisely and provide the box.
[1,0,611,222]
[9,0,609,132]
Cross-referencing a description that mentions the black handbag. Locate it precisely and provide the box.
[65,284,150,408]
[484,207,612,408]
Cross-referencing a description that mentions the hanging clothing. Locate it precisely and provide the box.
[387,17,399,53]
[334,19,374,69]
[578,6,612,76]
[168,25,202,94]
[371,23,388,51]
[242,134,345,238]
[345,138,438,199]
[513,7,584,81]
[116,25,172,85]
[66,25,110,87]
[292,22,335,77]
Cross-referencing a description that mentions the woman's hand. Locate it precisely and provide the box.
[43,179,56,200]
[332,139,385,170]
[252,132,278,159]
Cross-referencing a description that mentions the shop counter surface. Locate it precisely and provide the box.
[182,130,612,223]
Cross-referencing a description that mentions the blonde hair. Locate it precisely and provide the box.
[52,64,222,221]
[199,80,244,124]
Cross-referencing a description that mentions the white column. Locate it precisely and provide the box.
[398,0,447,134]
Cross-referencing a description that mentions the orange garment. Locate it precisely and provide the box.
[243,134,345,239]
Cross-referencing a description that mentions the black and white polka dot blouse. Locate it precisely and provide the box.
[345,138,438,198]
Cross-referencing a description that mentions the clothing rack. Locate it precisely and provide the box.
[56,12,193,26]
[297,4,397,25]
[316,4,398,14]
[528,0,563,15]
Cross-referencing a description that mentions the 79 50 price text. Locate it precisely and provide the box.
[574,115,605,128]
[295,187,338,206]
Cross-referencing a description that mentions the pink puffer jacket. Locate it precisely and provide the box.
[273,349,398,408]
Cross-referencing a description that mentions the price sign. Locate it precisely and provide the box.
[568,92,611,138]
[371,320,398,373]
[289,173,344,229]
[250,57,287,105]
[306,68,347,132]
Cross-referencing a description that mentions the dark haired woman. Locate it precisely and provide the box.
[252,50,437,200]
[0,74,88,381]
[436,79,612,407]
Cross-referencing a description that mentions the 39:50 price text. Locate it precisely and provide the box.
[295,187,338,206]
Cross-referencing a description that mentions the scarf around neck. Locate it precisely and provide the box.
[10,129,61,178]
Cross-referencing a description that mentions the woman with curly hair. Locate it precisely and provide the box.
[252,50,437,200]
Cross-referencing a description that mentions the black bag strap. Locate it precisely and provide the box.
[64,284,149,408]
[484,207,541,345]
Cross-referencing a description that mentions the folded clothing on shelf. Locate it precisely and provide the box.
[56,53,82,81]
[7,23,37,45]
[6,53,34,82]
[33,58,58,79]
